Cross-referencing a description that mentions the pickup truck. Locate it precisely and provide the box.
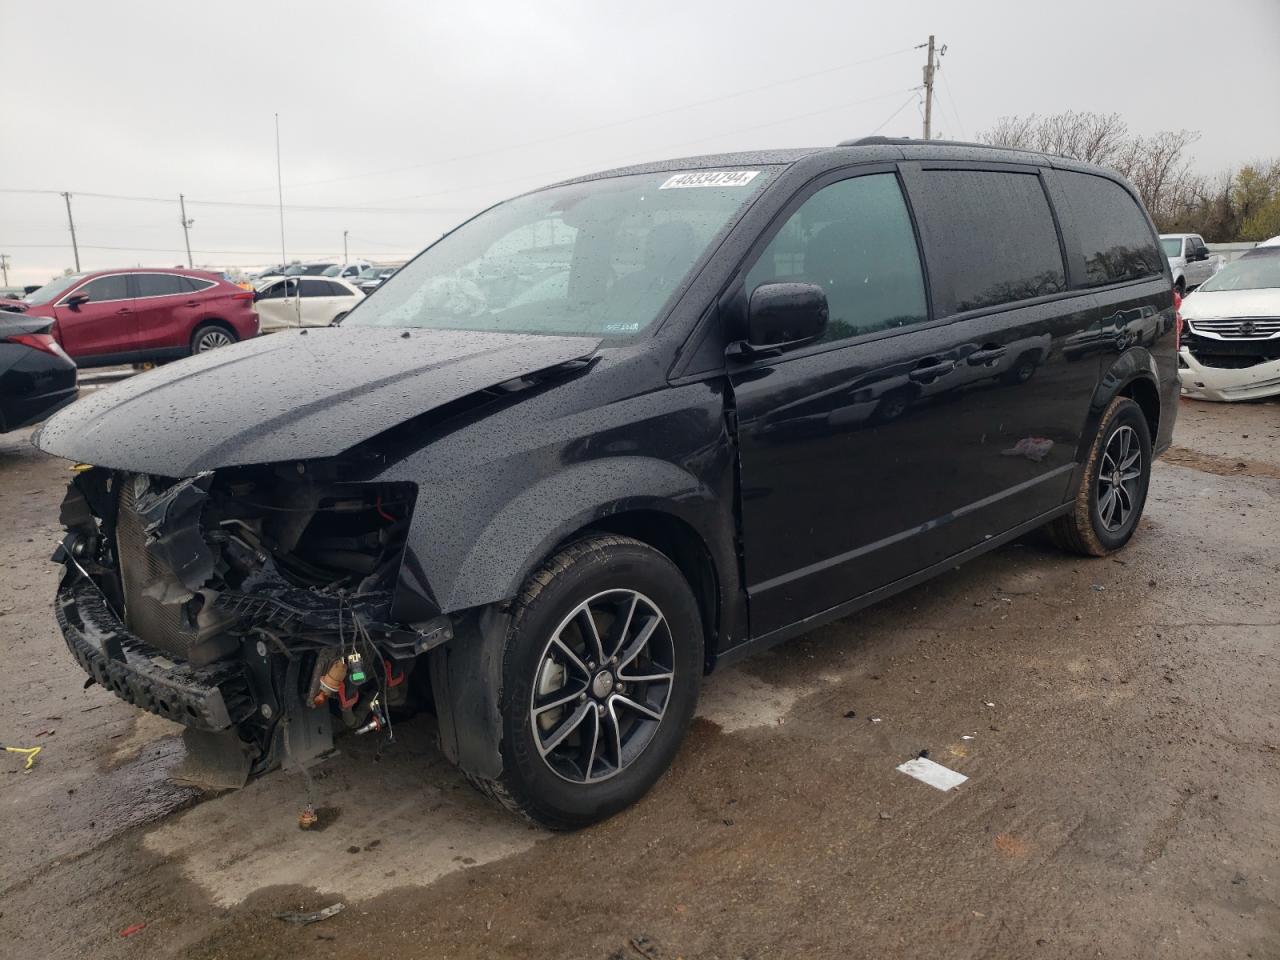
[1161,233,1221,294]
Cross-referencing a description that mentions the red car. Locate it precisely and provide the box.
[5,268,258,367]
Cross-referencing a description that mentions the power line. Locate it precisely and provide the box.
[0,242,417,257]
[935,70,966,141]
[870,91,923,136]
[1,84,928,220]
[0,188,467,215]
[385,86,919,204]
[222,45,921,195]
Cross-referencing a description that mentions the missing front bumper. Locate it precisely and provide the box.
[54,565,253,731]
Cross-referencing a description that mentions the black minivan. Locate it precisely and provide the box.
[38,139,1178,828]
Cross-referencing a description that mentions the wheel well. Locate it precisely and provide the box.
[192,318,234,341]
[576,511,720,670]
[1119,376,1160,440]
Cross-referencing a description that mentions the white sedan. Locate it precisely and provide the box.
[1179,247,1280,402]
[254,276,364,333]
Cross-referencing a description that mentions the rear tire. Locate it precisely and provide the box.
[191,323,236,354]
[468,534,703,830]
[1048,396,1152,556]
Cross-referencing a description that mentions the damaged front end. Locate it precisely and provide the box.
[54,460,447,788]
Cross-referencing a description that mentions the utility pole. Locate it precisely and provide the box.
[179,194,194,268]
[918,35,948,140]
[343,230,349,264]
[275,113,287,268]
[62,192,81,271]
[921,35,936,141]
[0,254,9,286]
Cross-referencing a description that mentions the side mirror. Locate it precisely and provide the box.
[65,293,90,310]
[252,289,262,302]
[743,282,828,352]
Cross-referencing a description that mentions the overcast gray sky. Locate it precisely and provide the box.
[2,0,1278,286]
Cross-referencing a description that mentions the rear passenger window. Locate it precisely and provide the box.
[745,173,928,343]
[181,276,216,293]
[134,274,188,297]
[1055,172,1164,286]
[911,170,1066,316]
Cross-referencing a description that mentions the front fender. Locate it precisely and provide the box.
[444,457,716,612]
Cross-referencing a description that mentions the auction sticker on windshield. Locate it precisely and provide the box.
[660,170,760,189]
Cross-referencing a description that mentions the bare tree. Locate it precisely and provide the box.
[979,111,1200,229]
[979,112,1280,240]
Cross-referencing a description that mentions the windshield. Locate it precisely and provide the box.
[345,168,774,337]
[24,274,85,305]
[1198,251,1280,292]
[321,265,343,277]
[1160,238,1183,257]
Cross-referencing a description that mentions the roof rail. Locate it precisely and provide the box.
[838,136,1023,151]
[837,136,899,147]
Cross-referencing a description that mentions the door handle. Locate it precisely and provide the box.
[116,307,131,314]
[908,359,956,382]
[185,299,200,306]
[966,345,1007,365]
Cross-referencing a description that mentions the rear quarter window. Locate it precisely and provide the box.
[133,274,189,297]
[910,170,1066,317]
[1054,171,1164,286]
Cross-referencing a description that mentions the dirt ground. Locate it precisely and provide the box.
[1,395,1277,960]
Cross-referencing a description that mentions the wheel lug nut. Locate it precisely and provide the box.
[596,703,606,717]
[587,662,596,671]
[615,682,624,692]
[578,692,587,702]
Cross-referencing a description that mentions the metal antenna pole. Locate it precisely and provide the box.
[179,194,194,268]
[343,230,349,264]
[275,113,287,268]
[0,254,9,286]
[62,192,81,271]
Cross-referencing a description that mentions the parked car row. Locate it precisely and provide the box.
[0,263,376,428]
[1,268,259,367]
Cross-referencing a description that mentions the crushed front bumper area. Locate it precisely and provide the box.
[54,565,252,731]
[1179,346,1280,402]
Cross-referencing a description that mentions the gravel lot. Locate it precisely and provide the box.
[1,396,1277,960]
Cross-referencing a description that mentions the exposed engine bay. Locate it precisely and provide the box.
[54,461,448,790]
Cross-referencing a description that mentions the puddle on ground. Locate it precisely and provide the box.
[697,666,838,732]
[142,719,540,907]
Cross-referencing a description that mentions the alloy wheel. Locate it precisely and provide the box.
[529,589,675,784]
[1097,424,1142,532]
[195,329,233,351]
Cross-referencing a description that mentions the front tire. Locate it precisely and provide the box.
[1049,396,1152,556]
[470,534,703,830]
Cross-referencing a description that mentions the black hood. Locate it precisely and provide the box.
[35,327,600,476]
